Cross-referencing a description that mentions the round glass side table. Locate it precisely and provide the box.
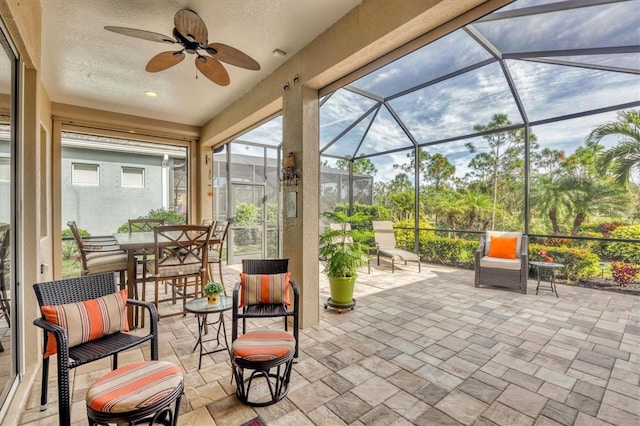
[185,295,233,369]
[530,261,564,298]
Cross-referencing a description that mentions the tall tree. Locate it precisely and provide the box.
[398,149,455,189]
[466,114,528,230]
[588,109,640,188]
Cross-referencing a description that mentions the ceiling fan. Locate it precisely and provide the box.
[105,9,260,86]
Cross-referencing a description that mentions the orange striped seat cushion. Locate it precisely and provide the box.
[239,272,291,308]
[232,330,296,362]
[40,289,129,357]
[86,361,183,413]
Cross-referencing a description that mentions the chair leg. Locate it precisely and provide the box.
[40,356,49,410]
[57,364,71,426]
[218,262,224,287]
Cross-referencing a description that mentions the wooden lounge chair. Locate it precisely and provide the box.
[371,221,420,273]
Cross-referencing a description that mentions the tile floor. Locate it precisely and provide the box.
[20,261,640,425]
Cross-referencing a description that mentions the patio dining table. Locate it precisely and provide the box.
[113,230,221,326]
[113,231,155,327]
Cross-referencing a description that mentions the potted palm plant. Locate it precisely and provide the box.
[203,281,224,304]
[320,211,371,307]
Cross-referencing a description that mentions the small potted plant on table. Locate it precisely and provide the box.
[203,281,224,304]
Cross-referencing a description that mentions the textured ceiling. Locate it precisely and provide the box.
[41,0,361,126]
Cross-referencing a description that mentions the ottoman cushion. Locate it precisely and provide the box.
[232,330,295,362]
[86,360,183,414]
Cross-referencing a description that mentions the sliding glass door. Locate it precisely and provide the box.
[0,21,17,410]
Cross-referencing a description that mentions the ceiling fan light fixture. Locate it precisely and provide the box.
[106,8,260,84]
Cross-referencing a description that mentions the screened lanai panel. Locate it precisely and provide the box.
[390,61,522,145]
[349,29,493,99]
[536,53,640,72]
[238,116,282,147]
[358,106,414,155]
[322,108,376,158]
[473,1,640,54]
[509,60,640,123]
[320,90,377,149]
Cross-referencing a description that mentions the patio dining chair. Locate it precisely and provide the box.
[0,225,10,352]
[128,218,165,326]
[67,221,128,287]
[145,224,211,319]
[371,221,421,273]
[207,219,231,288]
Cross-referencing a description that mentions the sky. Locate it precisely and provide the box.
[232,0,640,185]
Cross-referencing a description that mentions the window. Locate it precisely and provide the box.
[72,163,99,186]
[121,167,144,188]
[0,157,8,181]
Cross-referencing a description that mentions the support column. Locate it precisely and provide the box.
[282,80,319,329]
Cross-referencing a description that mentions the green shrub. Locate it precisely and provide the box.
[116,208,186,232]
[421,236,477,268]
[529,243,600,280]
[606,224,640,263]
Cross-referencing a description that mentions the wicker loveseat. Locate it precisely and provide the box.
[474,231,528,293]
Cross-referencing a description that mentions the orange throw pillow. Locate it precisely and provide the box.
[239,272,291,308]
[41,289,129,358]
[487,236,518,259]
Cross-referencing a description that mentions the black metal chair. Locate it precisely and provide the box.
[232,259,299,357]
[33,273,158,426]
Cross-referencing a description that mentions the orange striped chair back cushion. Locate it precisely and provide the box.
[86,360,183,413]
[40,289,129,357]
[232,330,296,362]
[239,272,291,308]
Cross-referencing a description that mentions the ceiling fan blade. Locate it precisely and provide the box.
[145,51,185,72]
[195,56,230,86]
[104,26,174,43]
[174,9,208,43]
[206,43,261,71]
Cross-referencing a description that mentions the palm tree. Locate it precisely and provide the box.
[460,189,491,229]
[588,110,640,188]
[530,175,571,234]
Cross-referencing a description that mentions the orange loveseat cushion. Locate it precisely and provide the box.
[487,236,518,259]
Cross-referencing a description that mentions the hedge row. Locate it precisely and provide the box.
[393,232,602,280]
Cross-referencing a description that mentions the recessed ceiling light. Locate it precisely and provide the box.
[272,49,287,57]
[144,91,158,97]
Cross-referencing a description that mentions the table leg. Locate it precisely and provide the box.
[535,266,541,295]
[126,249,137,327]
[551,269,559,298]
[192,312,229,369]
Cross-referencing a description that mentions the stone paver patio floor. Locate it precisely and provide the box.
[20,262,640,425]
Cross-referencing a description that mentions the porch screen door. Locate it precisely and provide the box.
[229,183,266,264]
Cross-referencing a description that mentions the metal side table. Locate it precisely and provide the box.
[530,261,564,298]
[185,296,233,369]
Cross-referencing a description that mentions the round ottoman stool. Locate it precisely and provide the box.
[86,360,183,426]
[231,330,296,406]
